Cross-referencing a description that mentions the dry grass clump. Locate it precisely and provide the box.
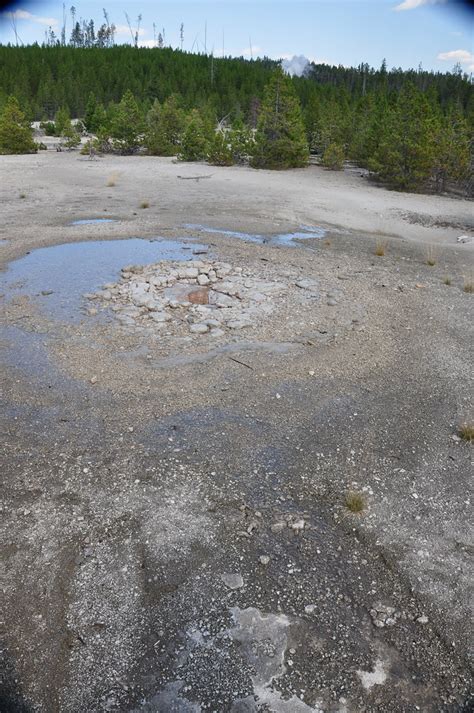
[345,490,366,513]
[458,422,474,442]
[463,274,474,294]
[442,276,452,285]
[140,200,150,209]
[374,239,386,257]
[106,172,119,187]
[425,245,437,266]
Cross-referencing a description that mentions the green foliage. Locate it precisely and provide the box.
[432,107,471,191]
[207,131,234,166]
[84,91,98,131]
[54,106,72,135]
[145,95,185,156]
[62,124,81,150]
[0,95,37,154]
[251,66,309,169]
[322,142,345,170]
[110,90,143,154]
[368,83,436,191]
[228,121,255,164]
[39,120,57,136]
[178,110,210,162]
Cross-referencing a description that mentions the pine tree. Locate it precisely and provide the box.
[322,142,345,170]
[110,90,143,154]
[178,109,209,161]
[207,130,233,166]
[54,105,72,135]
[250,66,309,169]
[369,83,436,191]
[84,92,97,131]
[145,95,185,156]
[0,96,37,154]
[432,107,471,191]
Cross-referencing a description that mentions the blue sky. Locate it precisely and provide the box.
[0,0,472,73]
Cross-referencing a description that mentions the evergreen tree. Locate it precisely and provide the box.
[322,142,345,170]
[0,96,37,154]
[178,109,209,161]
[208,130,234,166]
[54,105,72,135]
[369,83,436,191]
[228,120,254,164]
[431,107,471,191]
[145,95,185,156]
[84,92,97,131]
[250,66,309,169]
[110,90,143,154]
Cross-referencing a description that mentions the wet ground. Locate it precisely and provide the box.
[1,153,473,713]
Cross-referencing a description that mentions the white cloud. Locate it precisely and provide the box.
[394,0,446,10]
[437,49,474,73]
[2,8,58,27]
[240,45,264,58]
[115,25,147,38]
[137,39,157,49]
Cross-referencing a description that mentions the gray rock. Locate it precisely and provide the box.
[227,320,252,330]
[221,573,244,590]
[190,323,209,334]
[197,274,210,286]
[150,312,171,323]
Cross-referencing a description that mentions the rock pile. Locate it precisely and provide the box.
[85,259,307,337]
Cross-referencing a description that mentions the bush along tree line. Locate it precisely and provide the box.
[0,46,472,192]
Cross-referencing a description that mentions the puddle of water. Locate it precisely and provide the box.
[184,224,328,246]
[183,224,262,243]
[0,238,206,323]
[70,218,117,225]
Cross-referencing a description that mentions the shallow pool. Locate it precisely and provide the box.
[1,238,206,323]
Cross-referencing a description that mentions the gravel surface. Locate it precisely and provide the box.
[1,152,473,712]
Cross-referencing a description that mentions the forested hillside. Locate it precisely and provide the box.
[0,44,472,192]
[0,45,472,122]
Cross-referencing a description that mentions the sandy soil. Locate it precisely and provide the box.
[0,151,473,713]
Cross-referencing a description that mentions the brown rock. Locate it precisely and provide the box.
[188,288,209,305]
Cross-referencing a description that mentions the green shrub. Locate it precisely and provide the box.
[322,142,345,170]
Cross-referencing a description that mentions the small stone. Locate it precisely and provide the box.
[41,290,53,296]
[197,274,210,286]
[259,555,270,566]
[291,519,305,531]
[271,522,286,533]
[327,298,337,306]
[221,573,244,590]
[90,376,98,384]
[416,615,429,625]
[150,312,171,323]
[308,370,315,376]
[87,307,98,316]
[227,320,252,330]
[304,604,316,614]
[190,323,209,334]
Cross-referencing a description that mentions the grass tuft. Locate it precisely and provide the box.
[140,200,150,209]
[442,276,452,286]
[463,276,474,294]
[458,423,474,442]
[19,193,26,199]
[345,490,366,513]
[425,245,437,266]
[374,239,386,257]
[106,172,119,187]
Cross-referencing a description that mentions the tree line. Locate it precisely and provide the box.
[0,44,472,193]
